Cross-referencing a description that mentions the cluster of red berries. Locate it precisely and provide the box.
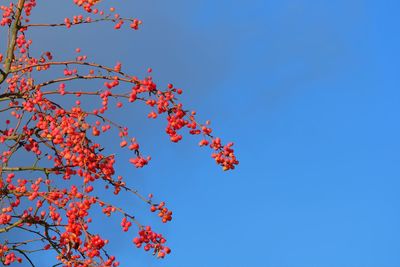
[0,0,238,266]
[73,0,100,12]
[16,34,30,54]
[0,3,13,26]
[3,253,21,266]
[133,226,171,258]
[70,1,142,30]
[129,156,151,168]
[211,138,239,171]
[120,217,133,232]
[150,202,172,223]
[0,244,23,265]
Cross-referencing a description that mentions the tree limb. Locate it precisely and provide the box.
[0,219,24,233]
[0,0,26,84]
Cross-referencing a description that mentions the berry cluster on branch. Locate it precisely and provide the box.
[0,0,238,266]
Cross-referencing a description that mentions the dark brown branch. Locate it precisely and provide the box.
[11,61,136,81]
[36,74,137,88]
[11,248,36,267]
[24,17,135,28]
[0,0,25,84]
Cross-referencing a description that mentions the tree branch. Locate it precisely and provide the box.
[11,60,137,81]
[0,219,24,233]
[24,17,135,28]
[0,0,26,84]
[1,166,64,173]
[36,74,137,89]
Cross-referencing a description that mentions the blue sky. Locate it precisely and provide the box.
[3,0,400,266]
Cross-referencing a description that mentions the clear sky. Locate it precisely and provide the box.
[4,0,400,266]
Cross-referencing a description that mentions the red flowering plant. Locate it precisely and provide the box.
[0,0,238,266]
